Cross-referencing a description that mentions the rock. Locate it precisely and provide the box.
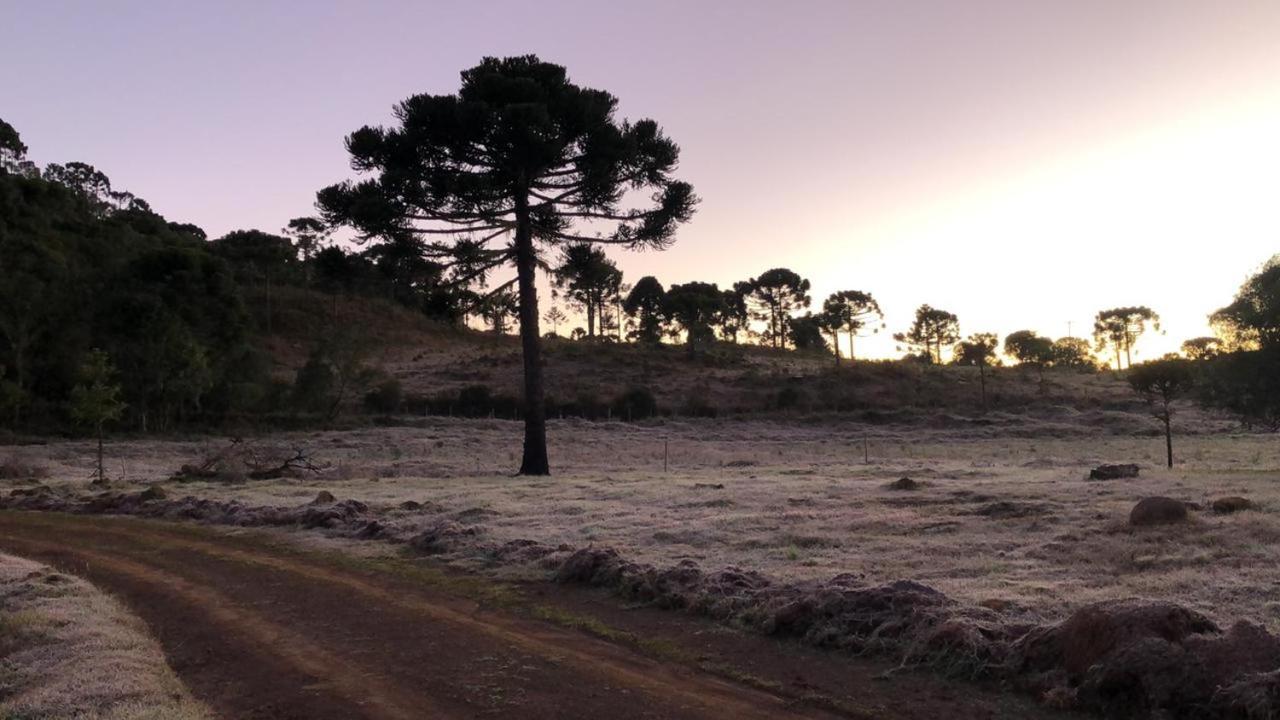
[1212,496,1253,514]
[310,490,336,505]
[1090,464,1140,480]
[138,486,167,502]
[887,477,919,491]
[1130,497,1188,526]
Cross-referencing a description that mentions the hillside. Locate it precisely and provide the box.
[248,287,1225,431]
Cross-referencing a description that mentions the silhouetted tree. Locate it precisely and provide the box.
[210,229,298,335]
[623,276,666,344]
[283,216,331,285]
[716,282,750,343]
[69,349,127,483]
[1093,306,1160,370]
[553,243,622,339]
[954,332,999,411]
[665,282,723,356]
[479,286,520,334]
[788,313,828,353]
[1200,258,1280,428]
[0,118,30,174]
[821,290,883,365]
[42,162,121,215]
[1004,330,1055,387]
[1051,337,1096,370]
[1181,337,1221,361]
[1128,358,1195,468]
[1211,255,1280,350]
[744,268,811,349]
[317,56,697,474]
[895,305,959,364]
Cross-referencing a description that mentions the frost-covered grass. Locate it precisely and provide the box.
[0,553,210,720]
[20,415,1280,630]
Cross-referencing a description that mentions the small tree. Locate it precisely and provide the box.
[1093,306,1160,370]
[954,333,999,411]
[1004,330,1055,387]
[744,269,811,349]
[821,290,883,366]
[623,276,667,344]
[69,349,127,484]
[1128,358,1195,468]
[542,305,567,337]
[895,305,959,363]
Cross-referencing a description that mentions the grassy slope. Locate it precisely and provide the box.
[249,286,1163,421]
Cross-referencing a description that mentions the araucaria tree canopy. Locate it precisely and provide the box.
[317,56,697,474]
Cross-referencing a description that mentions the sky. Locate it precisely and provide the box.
[4,1,1279,360]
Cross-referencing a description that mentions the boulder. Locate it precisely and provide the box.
[887,477,920,491]
[1130,497,1188,527]
[1090,464,1140,480]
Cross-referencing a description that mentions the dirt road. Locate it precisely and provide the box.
[0,511,1068,719]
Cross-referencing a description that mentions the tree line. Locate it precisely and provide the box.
[2,55,1277,477]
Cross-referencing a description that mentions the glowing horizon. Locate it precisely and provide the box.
[4,1,1277,361]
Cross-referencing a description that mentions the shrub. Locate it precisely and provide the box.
[364,377,403,414]
[774,385,808,410]
[292,350,335,413]
[612,387,658,420]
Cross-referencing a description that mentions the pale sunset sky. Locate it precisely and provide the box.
[3,1,1278,359]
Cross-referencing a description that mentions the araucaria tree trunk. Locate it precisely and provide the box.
[514,194,550,475]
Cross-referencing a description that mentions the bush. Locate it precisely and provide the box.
[363,377,403,414]
[612,387,658,420]
[456,385,493,417]
[292,350,335,413]
[774,385,808,410]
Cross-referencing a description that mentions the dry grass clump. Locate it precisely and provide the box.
[0,553,210,720]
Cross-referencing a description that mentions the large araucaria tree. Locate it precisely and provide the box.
[318,56,697,474]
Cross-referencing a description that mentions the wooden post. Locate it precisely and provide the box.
[664,440,669,473]
[863,435,869,464]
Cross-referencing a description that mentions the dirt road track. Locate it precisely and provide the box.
[0,511,1070,719]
